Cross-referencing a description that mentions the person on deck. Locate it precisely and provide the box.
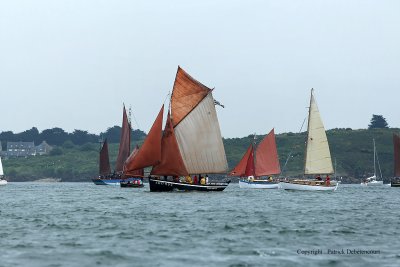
[325,175,331,186]
[316,175,322,181]
[193,175,198,184]
[205,174,209,184]
[200,176,206,185]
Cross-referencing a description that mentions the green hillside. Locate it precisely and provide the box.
[3,128,399,183]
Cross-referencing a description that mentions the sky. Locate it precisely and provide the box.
[0,0,399,138]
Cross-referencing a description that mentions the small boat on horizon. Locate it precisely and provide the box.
[361,138,383,186]
[229,129,281,189]
[0,157,7,186]
[391,133,400,187]
[279,89,338,191]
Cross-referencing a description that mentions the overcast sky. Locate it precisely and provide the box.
[0,0,399,138]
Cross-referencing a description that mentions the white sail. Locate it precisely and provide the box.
[174,93,228,174]
[304,90,334,175]
[0,157,3,176]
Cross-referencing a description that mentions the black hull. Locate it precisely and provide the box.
[391,182,400,187]
[149,178,230,192]
[120,183,144,188]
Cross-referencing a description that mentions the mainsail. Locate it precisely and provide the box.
[172,67,228,174]
[255,129,281,176]
[394,133,400,177]
[244,145,256,177]
[99,139,111,175]
[304,89,334,175]
[115,105,131,172]
[123,105,164,175]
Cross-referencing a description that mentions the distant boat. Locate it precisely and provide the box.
[391,133,400,187]
[361,138,383,186]
[279,89,338,191]
[120,106,164,188]
[148,67,230,192]
[92,106,132,186]
[230,129,281,189]
[0,157,7,186]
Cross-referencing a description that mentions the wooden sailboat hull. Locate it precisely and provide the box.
[149,178,230,192]
[0,179,7,186]
[238,180,279,189]
[279,181,338,191]
[391,178,400,187]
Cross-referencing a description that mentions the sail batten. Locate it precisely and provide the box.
[304,90,334,175]
[115,106,131,172]
[124,105,164,173]
[99,139,111,175]
[394,133,400,177]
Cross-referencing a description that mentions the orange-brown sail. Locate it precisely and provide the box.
[394,133,400,177]
[170,66,211,127]
[99,139,111,175]
[124,145,144,177]
[255,129,281,176]
[115,105,131,172]
[124,105,164,174]
[151,112,188,177]
[229,144,253,177]
[244,145,256,177]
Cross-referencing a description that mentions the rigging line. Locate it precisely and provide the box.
[279,116,307,177]
[375,145,383,180]
[129,106,141,131]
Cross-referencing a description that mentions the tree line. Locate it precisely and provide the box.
[0,126,146,149]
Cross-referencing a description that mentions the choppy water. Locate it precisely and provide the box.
[0,183,399,267]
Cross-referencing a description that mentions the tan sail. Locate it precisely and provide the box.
[174,93,228,174]
[304,89,334,175]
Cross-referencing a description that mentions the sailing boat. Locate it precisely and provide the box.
[361,138,383,186]
[92,105,132,185]
[120,106,164,188]
[230,129,281,189]
[148,66,230,192]
[0,157,7,186]
[279,89,338,191]
[391,133,400,187]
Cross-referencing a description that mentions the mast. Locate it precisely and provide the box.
[373,138,376,177]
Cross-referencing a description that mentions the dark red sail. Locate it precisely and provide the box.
[99,139,111,175]
[151,112,188,177]
[229,144,252,177]
[255,129,281,176]
[115,105,131,172]
[244,145,256,177]
[124,105,164,175]
[124,145,144,177]
[394,133,400,177]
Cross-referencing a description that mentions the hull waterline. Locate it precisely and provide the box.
[0,179,7,186]
[279,181,338,191]
[91,178,121,186]
[238,180,279,189]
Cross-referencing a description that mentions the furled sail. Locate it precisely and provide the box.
[151,112,189,177]
[394,133,400,177]
[99,139,111,175]
[244,145,256,177]
[123,105,164,175]
[255,129,281,176]
[229,144,253,177]
[304,89,334,175]
[115,105,131,172]
[174,92,229,174]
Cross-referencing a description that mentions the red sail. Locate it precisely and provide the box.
[229,144,253,177]
[255,129,281,176]
[124,145,144,176]
[170,66,211,127]
[244,145,256,177]
[99,139,111,175]
[124,105,164,174]
[115,105,131,172]
[151,112,189,177]
[394,133,400,177]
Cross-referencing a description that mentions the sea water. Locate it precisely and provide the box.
[0,183,399,267]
